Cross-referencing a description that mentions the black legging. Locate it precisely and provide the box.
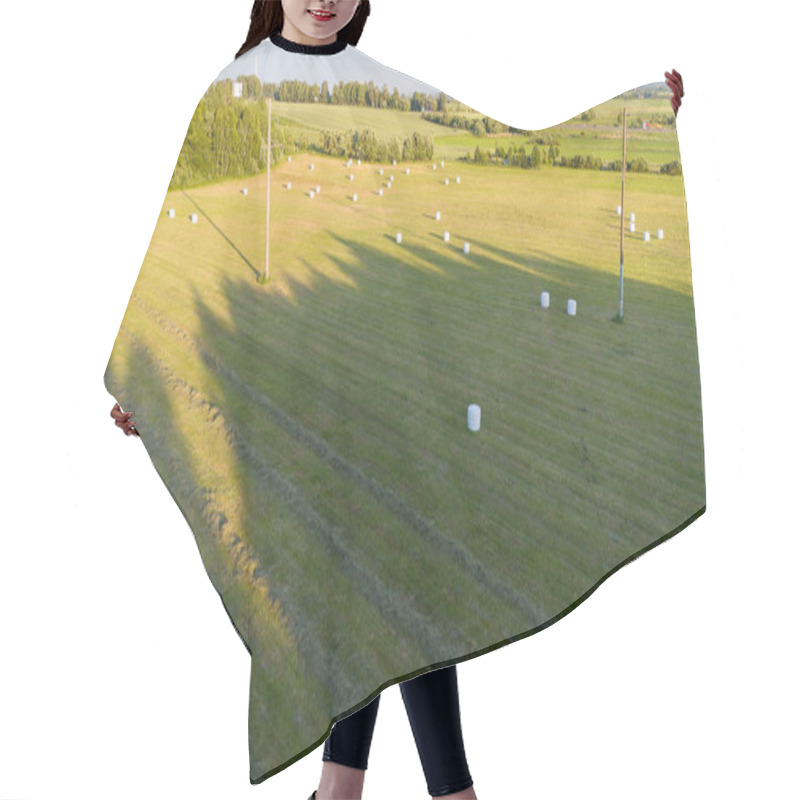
[323,664,474,797]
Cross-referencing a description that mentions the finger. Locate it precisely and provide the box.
[111,406,131,422]
[665,69,684,96]
[672,68,684,96]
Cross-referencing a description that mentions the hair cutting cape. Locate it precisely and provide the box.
[104,31,705,784]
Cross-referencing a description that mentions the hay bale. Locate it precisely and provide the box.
[567,298,577,316]
[541,291,550,309]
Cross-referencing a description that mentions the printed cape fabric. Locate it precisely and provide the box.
[104,31,705,784]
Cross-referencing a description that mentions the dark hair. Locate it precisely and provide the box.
[236,0,371,59]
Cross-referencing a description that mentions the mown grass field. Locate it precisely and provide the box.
[105,93,704,774]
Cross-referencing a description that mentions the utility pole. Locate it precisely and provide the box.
[618,106,627,320]
[264,96,272,283]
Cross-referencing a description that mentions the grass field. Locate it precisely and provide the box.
[105,91,704,778]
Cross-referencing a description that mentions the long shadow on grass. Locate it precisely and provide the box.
[186,220,704,658]
[181,189,260,280]
[116,210,705,782]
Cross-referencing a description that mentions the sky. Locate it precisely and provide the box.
[1,2,797,799]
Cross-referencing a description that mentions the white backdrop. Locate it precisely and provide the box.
[1,2,797,798]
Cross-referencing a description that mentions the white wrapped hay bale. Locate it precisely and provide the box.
[287,182,292,189]
[406,168,410,175]
[630,212,635,222]
[242,187,248,196]
[629,221,635,233]
[353,194,358,202]
[396,232,402,243]
[445,178,449,186]
[379,188,383,197]
[435,211,441,221]
[310,190,315,199]
[616,205,622,215]
[379,167,384,175]
[444,231,450,242]
[467,404,481,432]
[191,213,198,224]
[316,185,321,193]
[310,163,315,170]
[456,176,460,183]
[657,228,664,239]
[168,208,175,218]
[463,242,470,254]
[567,298,577,316]
[541,290,550,308]
[643,230,650,242]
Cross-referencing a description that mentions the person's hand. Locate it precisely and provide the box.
[111,402,139,437]
[665,68,684,116]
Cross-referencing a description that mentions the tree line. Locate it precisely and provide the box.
[231,74,437,111]
[319,128,434,162]
[616,110,676,127]
[466,142,683,175]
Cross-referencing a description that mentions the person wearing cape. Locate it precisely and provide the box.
[106,0,696,794]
